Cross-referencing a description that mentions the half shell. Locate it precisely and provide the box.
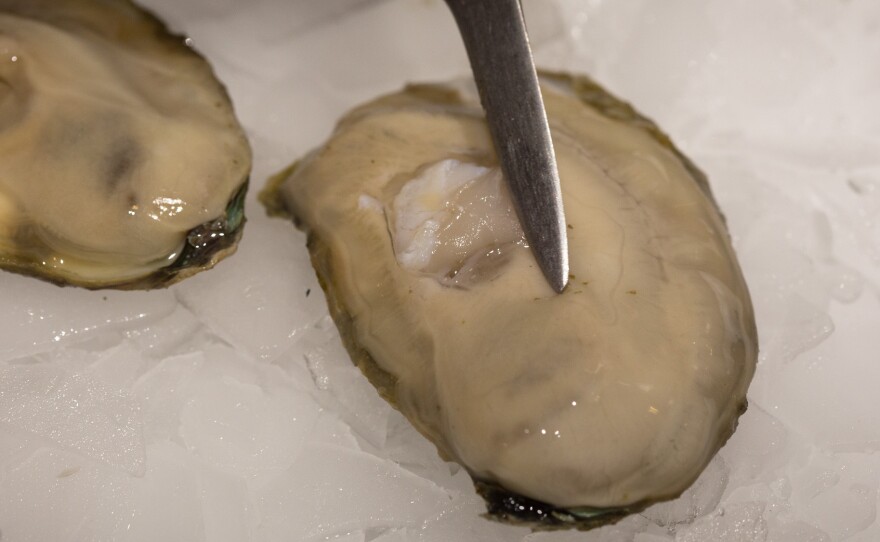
[262,72,757,528]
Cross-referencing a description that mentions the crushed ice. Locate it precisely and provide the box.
[1,0,879,541]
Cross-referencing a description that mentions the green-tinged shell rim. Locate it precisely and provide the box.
[0,179,248,290]
[132,179,249,290]
[260,71,744,530]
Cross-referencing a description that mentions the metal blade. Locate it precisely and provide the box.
[445,0,569,293]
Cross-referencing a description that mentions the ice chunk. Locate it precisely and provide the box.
[836,174,880,268]
[633,533,674,542]
[84,340,168,394]
[273,316,342,391]
[642,456,729,526]
[0,362,145,474]
[130,341,323,486]
[788,452,879,540]
[589,0,720,127]
[0,271,177,362]
[764,294,880,452]
[308,411,362,450]
[125,441,207,542]
[674,502,768,542]
[302,327,392,449]
[720,405,791,490]
[122,304,213,359]
[132,350,205,445]
[146,0,382,50]
[381,410,457,484]
[519,0,565,49]
[198,462,255,542]
[559,0,837,149]
[765,520,830,542]
[257,442,452,541]
[369,496,527,542]
[0,427,43,484]
[179,361,322,486]
[82,314,227,400]
[254,0,464,101]
[0,448,136,542]
[136,340,318,453]
[173,218,326,363]
[524,514,651,541]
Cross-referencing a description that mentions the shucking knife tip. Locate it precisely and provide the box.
[543,257,569,294]
[552,270,568,294]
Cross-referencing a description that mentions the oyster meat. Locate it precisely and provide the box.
[0,0,250,289]
[262,73,757,528]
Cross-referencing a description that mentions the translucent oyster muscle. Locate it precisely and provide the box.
[0,0,251,288]
[262,73,757,528]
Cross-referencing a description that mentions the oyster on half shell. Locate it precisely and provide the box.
[0,0,251,289]
[262,72,758,528]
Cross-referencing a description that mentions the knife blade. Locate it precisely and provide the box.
[444,0,569,293]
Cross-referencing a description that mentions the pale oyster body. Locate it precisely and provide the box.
[0,0,250,288]
[263,73,757,527]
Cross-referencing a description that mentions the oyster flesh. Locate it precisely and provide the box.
[0,0,251,289]
[262,72,757,528]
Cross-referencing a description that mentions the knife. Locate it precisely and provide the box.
[444,0,569,293]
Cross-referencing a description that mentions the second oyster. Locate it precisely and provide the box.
[0,0,251,288]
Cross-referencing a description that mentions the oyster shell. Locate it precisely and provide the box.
[0,0,251,289]
[262,72,757,528]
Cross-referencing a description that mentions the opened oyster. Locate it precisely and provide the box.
[262,73,757,528]
[0,0,250,289]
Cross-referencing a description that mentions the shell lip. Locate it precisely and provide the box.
[25,178,249,291]
[474,480,638,531]
[135,178,249,289]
